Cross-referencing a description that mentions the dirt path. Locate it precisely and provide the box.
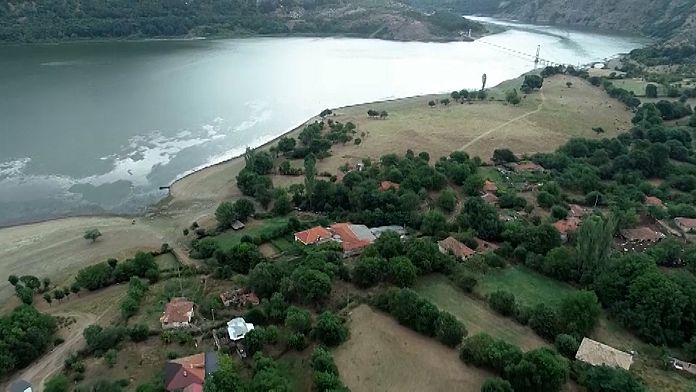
[460,90,546,151]
[7,311,94,389]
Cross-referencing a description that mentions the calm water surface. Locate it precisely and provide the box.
[0,19,648,225]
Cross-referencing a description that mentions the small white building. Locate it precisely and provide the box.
[227,317,255,341]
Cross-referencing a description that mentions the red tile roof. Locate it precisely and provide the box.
[160,297,194,324]
[675,217,696,229]
[620,227,665,242]
[438,236,476,259]
[481,192,499,205]
[645,196,664,207]
[483,180,497,193]
[379,181,400,192]
[553,217,581,234]
[294,226,332,245]
[165,353,206,391]
[330,223,372,252]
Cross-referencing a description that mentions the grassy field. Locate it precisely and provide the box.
[333,304,493,392]
[307,74,632,180]
[414,275,548,351]
[154,252,180,270]
[608,79,664,97]
[474,266,696,391]
[212,217,289,250]
[475,265,577,307]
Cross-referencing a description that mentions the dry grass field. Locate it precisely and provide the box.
[310,74,632,177]
[333,304,493,392]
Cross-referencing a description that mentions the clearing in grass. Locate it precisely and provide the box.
[212,217,290,250]
[414,274,548,351]
[333,304,492,392]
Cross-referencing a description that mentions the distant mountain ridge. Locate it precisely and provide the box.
[495,0,696,44]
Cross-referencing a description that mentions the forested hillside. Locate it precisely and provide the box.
[496,0,695,44]
[0,0,484,42]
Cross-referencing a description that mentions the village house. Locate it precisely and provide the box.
[294,226,332,246]
[438,236,476,260]
[164,352,218,391]
[513,161,545,172]
[645,196,664,208]
[481,192,499,206]
[330,223,376,257]
[553,217,581,242]
[483,179,497,193]
[379,180,400,192]
[619,226,666,251]
[675,217,696,233]
[220,288,260,308]
[575,337,633,371]
[160,297,195,329]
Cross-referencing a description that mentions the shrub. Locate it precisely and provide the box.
[435,312,467,347]
[288,333,307,351]
[285,306,312,334]
[314,312,348,347]
[555,334,580,359]
[481,377,513,392]
[488,290,516,317]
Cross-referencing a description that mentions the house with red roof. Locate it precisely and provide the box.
[645,196,664,208]
[379,180,400,192]
[514,162,545,172]
[675,217,696,233]
[160,297,194,329]
[330,223,376,256]
[483,180,498,193]
[294,226,332,246]
[438,236,476,260]
[165,352,218,392]
[474,237,499,253]
[481,192,499,206]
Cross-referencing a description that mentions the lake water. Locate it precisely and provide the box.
[0,18,648,226]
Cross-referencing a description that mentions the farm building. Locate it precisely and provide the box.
[227,317,255,341]
[370,225,406,238]
[568,204,588,218]
[160,297,194,329]
[164,352,218,391]
[230,220,245,231]
[575,338,633,370]
[513,162,545,172]
[438,236,476,260]
[675,217,696,233]
[294,226,332,246]
[220,288,260,308]
[619,227,665,251]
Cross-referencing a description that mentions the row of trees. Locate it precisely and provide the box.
[74,251,159,291]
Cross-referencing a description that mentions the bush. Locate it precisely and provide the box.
[481,377,513,392]
[435,312,467,347]
[314,312,348,347]
[311,346,338,374]
[288,333,307,351]
[352,257,385,288]
[449,266,478,292]
[528,303,559,339]
[45,374,70,392]
[555,334,579,359]
[285,306,312,334]
[488,290,516,317]
[388,256,418,287]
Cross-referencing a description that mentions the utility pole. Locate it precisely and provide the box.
[534,45,540,68]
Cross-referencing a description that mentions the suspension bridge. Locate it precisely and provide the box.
[473,39,580,69]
